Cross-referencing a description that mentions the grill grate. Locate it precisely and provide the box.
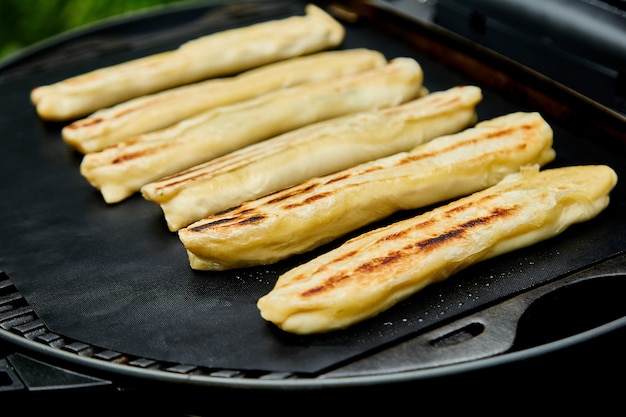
[0,270,301,383]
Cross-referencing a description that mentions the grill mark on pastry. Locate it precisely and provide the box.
[394,123,534,167]
[148,145,274,191]
[374,218,436,242]
[265,183,321,204]
[151,164,238,189]
[112,149,158,164]
[301,273,351,295]
[189,212,267,231]
[325,173,351,184]
[394,87,461,111]
[66,117,104,129]
[219,207,257,219]
[357,166,385,176]
[112,136,141,147]
[380,86,467,116]
[205,214,262,227]
[270,177,358,210]
[239,215,266,224]
[196,217,233,227]
[151,161,235,186]
[68,97,173,130]
[445,194,499,216]
[111,142,177,164]
[213,206,237,216]
[152,175,199,190]
[299,205,518,298]
[102,103,159,121]
[283,192,332,209]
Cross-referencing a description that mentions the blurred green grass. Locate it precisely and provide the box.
[0,0,187,62]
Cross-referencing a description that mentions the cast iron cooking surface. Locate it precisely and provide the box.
[0,0,625,375]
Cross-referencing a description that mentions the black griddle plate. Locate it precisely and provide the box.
[0,0,625,380]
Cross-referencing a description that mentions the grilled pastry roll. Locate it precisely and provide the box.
[179,111,556,270]
[31,4,345,121]
[257,164,618,334]
[62,49,386,153]
[81,57,424,203]
[144,85,482,231]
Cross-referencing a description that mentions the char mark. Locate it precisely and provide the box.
[66,117,103,129]
[283,192,332,210]
[299,206,517,298]
[189,213,266,231]
[266,182,321,204]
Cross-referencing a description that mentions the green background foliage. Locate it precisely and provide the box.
[0,0,188,62]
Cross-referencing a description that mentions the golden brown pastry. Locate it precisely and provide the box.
[80,57,424,204]
[62,49,386,153]
[179,111,555,270]
[31,4,345,121]
[144,85,482,231]
[256,164,617,334]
